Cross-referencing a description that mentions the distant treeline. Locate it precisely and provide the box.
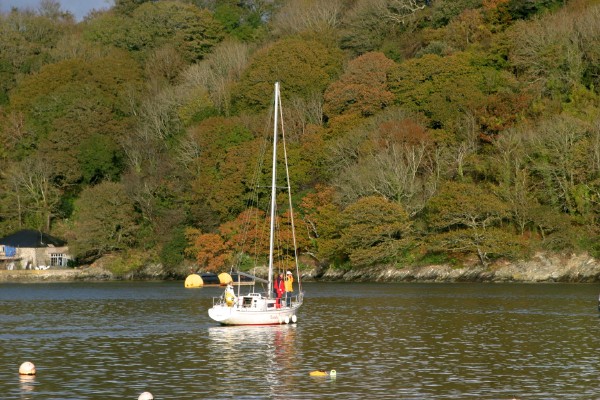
[1,0,599,276]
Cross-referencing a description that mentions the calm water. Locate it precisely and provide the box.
[1,281,599,399]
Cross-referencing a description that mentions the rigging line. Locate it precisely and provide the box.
[248,95,277,276]
[229,91,275,274]
[278,84,302,293]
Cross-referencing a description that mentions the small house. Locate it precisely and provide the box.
[0,229,71,270]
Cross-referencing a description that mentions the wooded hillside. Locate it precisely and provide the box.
[1,0,599,276]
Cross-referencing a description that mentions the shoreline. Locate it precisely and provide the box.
[0,253,600,283]
[2,252,600,283]
[0,267,114,283]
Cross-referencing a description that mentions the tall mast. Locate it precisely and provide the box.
[267,82,279,299]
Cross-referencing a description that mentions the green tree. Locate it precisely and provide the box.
[0,9,74,104]
[443,8,491,51]
[234,37,344,111]
[505,0,566,20]
[178,40,250,117]
[492,129,538,235]
[78,133,124,184]
[213,0,270,41]
[70,182,139,261]
[85,1,224,62]
[114,0,152,16]
[9,51,141,187]
[508,10,583,102]
[187,116,258,223]
[2,157,61,232]
[389,52,510,131]
[36,92,128,187]
[574,5,600,96]
[338,196,412,267]
[426,181,514,265]
[526,115,589,216]
[339,0,428,55]
[160,226,188,274]
[299,185,342,263]
[428,0,483,28]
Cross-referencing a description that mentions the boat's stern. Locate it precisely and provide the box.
[208,304,232,323]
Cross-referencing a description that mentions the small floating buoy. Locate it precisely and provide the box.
[138,392,154,400]
[184,273,203,288]
[19,362,36,376]
[309,369,335,377]
[284,315,290,324]
[291,314,297,323]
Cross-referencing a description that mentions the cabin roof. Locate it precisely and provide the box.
[0,229,67,248]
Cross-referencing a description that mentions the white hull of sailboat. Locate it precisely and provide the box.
[208,294,302,326]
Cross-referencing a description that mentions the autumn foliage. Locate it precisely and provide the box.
[1,0,600,275]
[324,52,396,118]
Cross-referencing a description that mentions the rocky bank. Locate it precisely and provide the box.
[311,252,600,283]
[0,266,113,282]
[2,252,600,283]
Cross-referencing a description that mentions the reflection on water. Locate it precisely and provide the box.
[19,375,36,400]
[1,282,600,398]
[207,325,298,399]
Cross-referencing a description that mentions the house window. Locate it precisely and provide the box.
[50,253,66,267]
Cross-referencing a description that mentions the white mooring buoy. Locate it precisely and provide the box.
[138,391,154,400]
[19,362,36,376]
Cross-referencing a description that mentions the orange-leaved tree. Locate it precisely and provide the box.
[185,228,231,272]
[221,208,270,262]
[324,52,396,118]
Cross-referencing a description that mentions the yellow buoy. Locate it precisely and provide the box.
[309,369,336,377]
[19,362,36,375]
[218,272,232,285]
[184,274,203,288]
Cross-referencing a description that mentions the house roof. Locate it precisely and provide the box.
[0,229,67,248]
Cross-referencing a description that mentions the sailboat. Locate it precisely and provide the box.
[208,82,304,325]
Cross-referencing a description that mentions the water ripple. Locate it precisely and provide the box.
[1,282,600,398]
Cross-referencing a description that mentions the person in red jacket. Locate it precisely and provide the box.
[274,273,285,308]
